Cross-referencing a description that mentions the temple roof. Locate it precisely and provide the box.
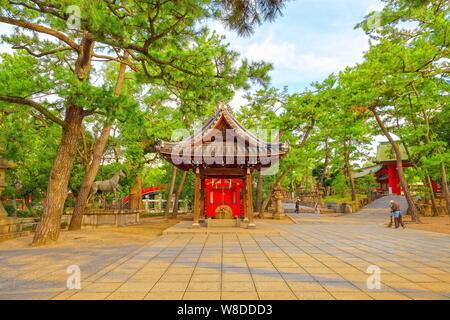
[376,142,409,162]
[156,101,289,171]
[352,165,383,179]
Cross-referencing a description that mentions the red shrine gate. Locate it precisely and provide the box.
[372,142,440,195]
[375,161,412,194]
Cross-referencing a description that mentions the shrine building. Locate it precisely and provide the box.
[354,141,440,195]
[156,102,289,228]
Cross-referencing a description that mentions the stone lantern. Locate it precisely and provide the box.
[0,147,14,217]
[272,182,286,219]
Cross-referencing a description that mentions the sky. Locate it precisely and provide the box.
[213,0,391,159]
[0,0,393,160]
[215,0,385,108]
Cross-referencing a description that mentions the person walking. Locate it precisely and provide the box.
[388,200,405,229]
[295,198,301,213]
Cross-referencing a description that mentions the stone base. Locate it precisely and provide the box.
[273,212,286,220]
[62,210,140,229]
[163,221,278,235]
[0,231,30,242]
[206,218,238,228]
[0,216,21,234]
[0,216,30,242]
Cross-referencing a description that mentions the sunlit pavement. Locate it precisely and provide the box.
[1,201,449,300]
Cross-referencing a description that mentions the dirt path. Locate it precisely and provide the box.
[0,216,179,250]
[403,216,450,235]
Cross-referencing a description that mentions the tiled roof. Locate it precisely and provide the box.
[375,142,409,162]
[352,165,383,178]
[156,101,289,169]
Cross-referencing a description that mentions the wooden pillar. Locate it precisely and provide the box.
[242,173,248,222]
[245,168,256,228]
[387,164,400,195]
[192,168,201,228]
[200,179,205,219]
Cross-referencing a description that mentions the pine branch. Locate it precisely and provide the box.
[0,16,79,51]
[0,95,66,127]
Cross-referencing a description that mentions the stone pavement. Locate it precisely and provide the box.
[1,198,449,300]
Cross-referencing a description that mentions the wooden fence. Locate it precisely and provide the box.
[142,198,191,213]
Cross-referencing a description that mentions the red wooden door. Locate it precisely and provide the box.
[204,178,242,217]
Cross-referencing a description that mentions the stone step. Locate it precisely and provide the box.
[205,218,239,228]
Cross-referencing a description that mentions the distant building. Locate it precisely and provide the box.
[354,142,439,195]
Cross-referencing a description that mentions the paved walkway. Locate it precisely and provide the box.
[1,197,449,300]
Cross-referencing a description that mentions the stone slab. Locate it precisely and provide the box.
[206,218,238,228]
[162,221,285,235]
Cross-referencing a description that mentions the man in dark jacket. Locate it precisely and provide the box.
[295,198,301,213]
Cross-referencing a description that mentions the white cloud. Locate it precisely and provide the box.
[209,0,382,89]
[229,89,247,110]
[236,30,369,83]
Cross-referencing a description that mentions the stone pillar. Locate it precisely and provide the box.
[158,196,163,212]
[192,168,201,228]
[144,195,149,212]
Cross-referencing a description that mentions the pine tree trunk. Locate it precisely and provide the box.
[372,108,420,223]
[425,174,439,217]
[68,51,129,231]
[259,167,291,215]
[440,162,450,218]
[129,176,143,210]
[31,32,95,245]
[319,137,330,189]
[165,166,177,219]
[31,104,84,245]
[343,141,356,201]
[257,119,314,215]
[172,170,187,217]
[68,123,112,230]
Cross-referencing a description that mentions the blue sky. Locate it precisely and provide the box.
[210,0,388,159]
[213,0,384,107]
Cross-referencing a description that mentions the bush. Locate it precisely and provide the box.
[3,202,15,216]
[355,174,377,192]
[331,173,350,198]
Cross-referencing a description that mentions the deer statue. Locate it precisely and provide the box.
[90,170,126,204]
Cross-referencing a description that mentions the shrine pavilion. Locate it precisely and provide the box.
[354,141,440,195]
[156,102,289,228]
